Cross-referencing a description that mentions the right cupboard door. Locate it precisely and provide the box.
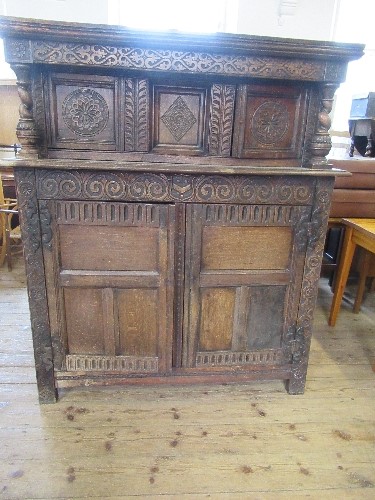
[182,203,311,370]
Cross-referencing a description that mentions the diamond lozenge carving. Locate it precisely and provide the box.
[161,96,197,142]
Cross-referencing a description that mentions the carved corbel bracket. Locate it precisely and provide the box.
[11,64,40,159]
[309,83,338,168]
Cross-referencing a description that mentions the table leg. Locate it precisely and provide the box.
[353,250,371,313]
[328,226,356,327]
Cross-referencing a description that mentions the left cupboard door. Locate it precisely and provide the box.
[41,200,175,376]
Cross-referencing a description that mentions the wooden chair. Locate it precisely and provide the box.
[0,175,22,270]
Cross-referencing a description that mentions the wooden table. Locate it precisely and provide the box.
[329,218,375,326]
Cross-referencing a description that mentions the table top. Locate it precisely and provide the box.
[342,218,375,237]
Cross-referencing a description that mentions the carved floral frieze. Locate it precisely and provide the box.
[26,42,327,81]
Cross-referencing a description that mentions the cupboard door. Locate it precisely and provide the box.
[44,201,174,375]
[182,203,310,369]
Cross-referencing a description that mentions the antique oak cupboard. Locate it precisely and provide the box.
[0,16,363,403]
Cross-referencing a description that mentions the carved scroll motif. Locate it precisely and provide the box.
[14,169,56,403]
[208,84,236,156]
[32,42,326,81]
[309,84,338,168]
[124,79,150,151]
[37,170,315,206]
[11,65,40,158]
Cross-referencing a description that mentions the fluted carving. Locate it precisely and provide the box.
[11,64,39,158]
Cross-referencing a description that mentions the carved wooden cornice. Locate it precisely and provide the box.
[0,16,364,83]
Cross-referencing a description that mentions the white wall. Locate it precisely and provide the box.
[236,0,337,40]
[0,0,109,24]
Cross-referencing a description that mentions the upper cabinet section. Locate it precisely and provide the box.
[0,16,364,169]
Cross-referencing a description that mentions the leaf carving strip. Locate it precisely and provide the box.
[37,170,314,204]
[32,42,325,80]
[124,78,149,152]
[209,84,235,156]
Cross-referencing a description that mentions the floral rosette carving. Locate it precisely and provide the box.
[62,88,109,137]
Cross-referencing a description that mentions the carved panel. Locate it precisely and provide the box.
[233,83,308,159]
[37,170,315,205]
[152,86,207,155]
[14,169,56,403]
[252,101,289,144]
[162,96,197,141]
[62,88,109,137]
[208,84,235,157]
[46,73,118,150]
[124,78,150,152]
[32,42,326,81]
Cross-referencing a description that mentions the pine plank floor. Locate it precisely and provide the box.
[0,257,374,499]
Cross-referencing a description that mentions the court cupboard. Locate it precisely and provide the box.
[0,16,363,402]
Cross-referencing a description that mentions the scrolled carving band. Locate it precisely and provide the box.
[36,170,314,205]
[128,173,169,200]
[196,176,235,202]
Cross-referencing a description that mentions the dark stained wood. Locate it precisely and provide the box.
[0,17,362,401]
[232,83,308,160]
[46,72,119,151]
[152,85,208,156]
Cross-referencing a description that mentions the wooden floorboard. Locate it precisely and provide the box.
[0,257,374,499]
